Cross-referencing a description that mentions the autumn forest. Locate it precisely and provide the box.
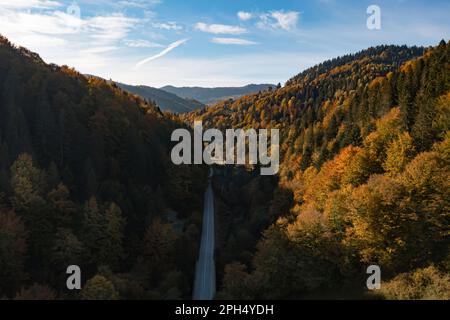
[0,35,449,300]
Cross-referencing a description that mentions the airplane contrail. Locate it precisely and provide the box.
[133,38,189,69]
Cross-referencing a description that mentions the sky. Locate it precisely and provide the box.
[0,0,449,87]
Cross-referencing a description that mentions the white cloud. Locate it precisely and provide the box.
[117,0,161,8]
[211,37,258,45]
[124,39,163,48]
[134,38,189,69]
[87,14,137,41]
[237,11,252,21]
[0,4,138,73]
[152,22,182,31]
[0,0,61,9]
[0,8,136,40]
[272,11,299,30]
[81,46,118,54]
[195,22,246,35]
[257,10,299,31]
[0,11,80,36]
[13,34,67,48]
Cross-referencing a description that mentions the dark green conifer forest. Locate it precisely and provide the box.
[0,35,207,299]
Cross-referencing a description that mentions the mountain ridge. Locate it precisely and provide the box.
[115,82,205,114]
[83,75,205,114]
[161,83,276,105]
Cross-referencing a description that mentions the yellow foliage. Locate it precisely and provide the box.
[364,107,403,162]
[346,174,407,266]
[383,132,416,176]
[368,76,385,90]
[432,92,450,137]
[302,146,360,211]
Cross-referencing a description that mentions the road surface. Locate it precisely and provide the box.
[193,172,216,300]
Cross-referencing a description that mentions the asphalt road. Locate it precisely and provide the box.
[193,175,216,300]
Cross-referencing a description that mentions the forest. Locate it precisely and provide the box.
[0,34,449,299]
[0,35,208,299]
[185,41,450,299]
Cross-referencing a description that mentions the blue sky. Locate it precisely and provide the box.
[0,0,448,87]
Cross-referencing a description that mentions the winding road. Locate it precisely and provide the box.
[193,170,216,300]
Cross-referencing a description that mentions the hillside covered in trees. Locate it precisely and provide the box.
[0,35,208,299]
[0,32,448,300]
[185,41,450,299]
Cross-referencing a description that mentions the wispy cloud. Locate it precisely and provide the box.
[257,10,299,31]
[134,38,189,69]
[195,22,246,35]
[152,21,182,31]
[87,14,138,41]
[0,8,137,41]
[124,39,163,48]
[116,0,161,8]
[212,37,258,45]
[237,11,252,21]
[81,46,118,54]
[0,11,81,36]
[0,0,61,9]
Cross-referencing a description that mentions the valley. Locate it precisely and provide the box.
[0,34,449,300]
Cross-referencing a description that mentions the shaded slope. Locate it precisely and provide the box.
[117,82,205,113]
[0,35,208,299]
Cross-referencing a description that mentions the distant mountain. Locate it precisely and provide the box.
[160,84,276,105]
[114,82,205,114]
